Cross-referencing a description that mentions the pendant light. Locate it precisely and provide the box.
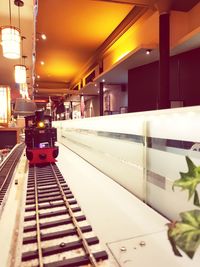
[14,1,26,84]
[15,53,27,84]
[19,82,29,99]
[1,0,23,59]
[14,64,26,83]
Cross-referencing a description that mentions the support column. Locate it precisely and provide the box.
[80,95,85,118]
[69,101,73,119]
[158,12,170,109]
[99,82,104,116]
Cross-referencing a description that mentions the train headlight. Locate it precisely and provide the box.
[38,121,45,128]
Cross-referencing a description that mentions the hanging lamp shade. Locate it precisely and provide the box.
[1,26,21,59]
[14,64,26,83]
[19,82,29,99]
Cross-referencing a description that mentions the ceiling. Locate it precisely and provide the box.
[1,0,200,103]
[34,0,200,100]
[171,0,200,11]
[35,0,134,96]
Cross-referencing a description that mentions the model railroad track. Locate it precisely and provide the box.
[0,143,25,206]
[21,163,108,267]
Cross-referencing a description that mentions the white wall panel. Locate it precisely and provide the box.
[53,105,200,220]
[60,130,144,199]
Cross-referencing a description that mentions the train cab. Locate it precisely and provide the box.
[25,110,59,165]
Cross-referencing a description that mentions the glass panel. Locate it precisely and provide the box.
[0,87,8,123]
[53,106,200,221]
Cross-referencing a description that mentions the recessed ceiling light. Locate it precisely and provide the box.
[102,79,105,82]
[40,61,44,65]
[146,49,151,55]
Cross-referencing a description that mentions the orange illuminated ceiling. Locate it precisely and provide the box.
[35,0,200,99]
[35,0,134,92]
[1,0,200,101]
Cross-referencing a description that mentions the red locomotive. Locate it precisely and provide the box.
[25,110,58,165]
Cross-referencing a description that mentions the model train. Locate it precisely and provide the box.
[25,110,58,165]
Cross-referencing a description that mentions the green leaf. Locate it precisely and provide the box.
[173,156,200,206]
[167,210,200,258]
[194,191,200,206]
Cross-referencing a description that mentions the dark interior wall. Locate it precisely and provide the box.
[128,62,159,112]
[179,48,200,106]
[128,47,200,112]
[170,56,180,100]
[0,131,17,149]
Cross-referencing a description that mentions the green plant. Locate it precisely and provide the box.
[167,156,200,259]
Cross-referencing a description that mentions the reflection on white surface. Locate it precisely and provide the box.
[108,231,200,267]
[57,143,200,267]
[53,105,200,221]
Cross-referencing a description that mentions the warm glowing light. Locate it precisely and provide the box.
[0,86,10,124]
[41,33,47,40]
[20,83,29,99]
[146,49,151,55]
[1,26,21,59]
[14,65,26,84]
[37,75,40,79]
[38,121,45,128]
[0,87,8,123]
[40,61,45,65]
[43,62,78,79]
[102,79,105,82]
[104,20,140,68]
[116,51,130,62]
[104,12,158,70]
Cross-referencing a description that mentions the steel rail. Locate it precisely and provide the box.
[0,144,22,173]
[0,149,13,173]
[34,165,44,267]
[50,163,99,267]
[0,156,19,192]
[22,163,108,266]
[0,144,24,200]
